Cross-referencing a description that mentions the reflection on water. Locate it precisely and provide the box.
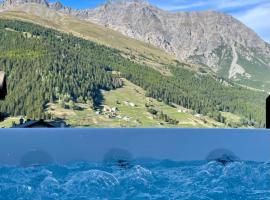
[206,148,240,165]
[0,161,269,199]
[20,150,54,167]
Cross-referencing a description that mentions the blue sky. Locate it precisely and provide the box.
[53,0,270,43]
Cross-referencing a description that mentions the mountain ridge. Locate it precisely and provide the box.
[0,0,270,92]
[74,0,270,91]
[79,1,270,65]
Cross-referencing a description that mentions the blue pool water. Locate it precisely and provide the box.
[0,161,269,200]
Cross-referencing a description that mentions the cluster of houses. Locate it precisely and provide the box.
[177,109,188,113]
[96,100,137,121]
[102,105,119,118]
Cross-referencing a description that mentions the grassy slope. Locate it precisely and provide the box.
[47,79,225,128]
[236,52,270,93]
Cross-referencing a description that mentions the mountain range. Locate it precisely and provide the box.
[1,0,269,91]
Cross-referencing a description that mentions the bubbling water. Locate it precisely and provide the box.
[0,161,269,199]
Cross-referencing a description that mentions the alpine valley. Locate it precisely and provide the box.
[0,0,269,128]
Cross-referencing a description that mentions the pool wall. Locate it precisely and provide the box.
[0,128,269,166]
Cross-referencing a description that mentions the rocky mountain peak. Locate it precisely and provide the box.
[98,0,153,13]
[105,0,149,5]
[49,0,63,10]
[3,0,48,6]
[77,2,270,82]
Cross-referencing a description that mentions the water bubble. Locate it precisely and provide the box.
[0,161,268,199]
[64,169,119,198]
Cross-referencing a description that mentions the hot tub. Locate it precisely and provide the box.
[0,128,269,199]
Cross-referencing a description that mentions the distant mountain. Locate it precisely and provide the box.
[1,0,269,78]
[2,0,48,6]
[72,0,270,90]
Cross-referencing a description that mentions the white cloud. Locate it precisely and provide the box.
[155,0,270,11]
[233,3,270,43]
[216,0,269,10]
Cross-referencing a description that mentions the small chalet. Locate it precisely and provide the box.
[13,118,68,128]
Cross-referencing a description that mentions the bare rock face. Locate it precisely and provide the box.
[3,0,49,6]
[49,0,63,10]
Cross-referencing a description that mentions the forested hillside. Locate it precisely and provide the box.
[0,19,122,119]
[0,19,267,127]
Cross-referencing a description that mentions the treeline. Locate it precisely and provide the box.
[0,19,267,127]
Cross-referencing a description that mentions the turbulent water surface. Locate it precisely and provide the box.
[0,161,269,200]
